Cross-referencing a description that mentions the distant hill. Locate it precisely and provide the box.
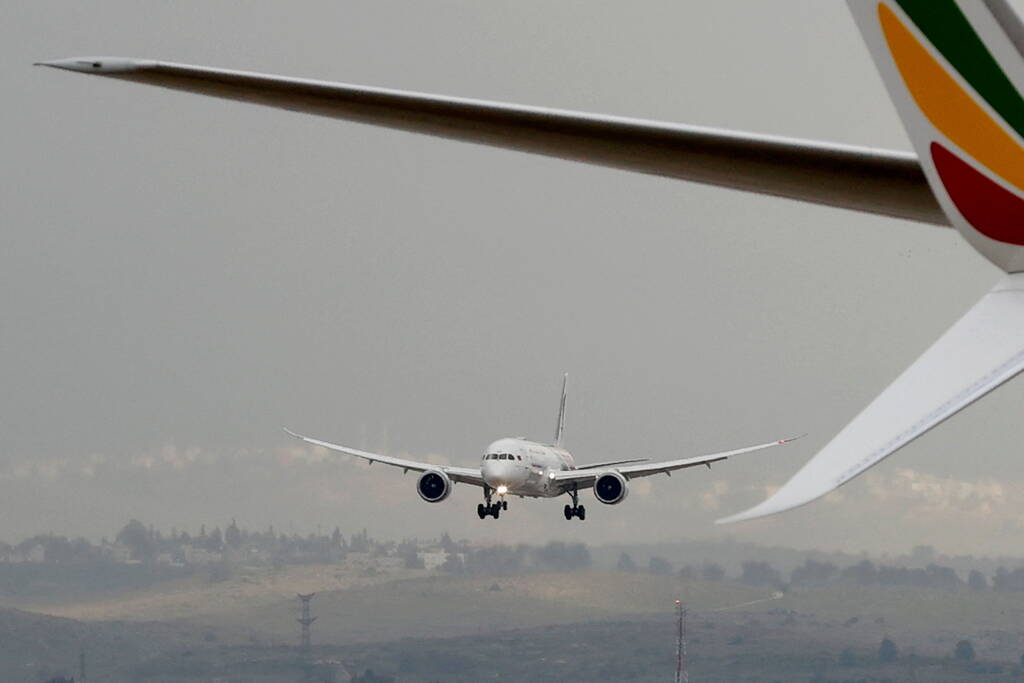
[0,607,219,683]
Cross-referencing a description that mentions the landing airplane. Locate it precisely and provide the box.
[284,376,796,520]
[37,1,1024,521]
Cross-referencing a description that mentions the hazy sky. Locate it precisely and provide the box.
[5,0,1024,555]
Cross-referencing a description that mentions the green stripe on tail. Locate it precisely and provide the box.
[896,0,1024,139]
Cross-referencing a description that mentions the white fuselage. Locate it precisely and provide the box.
[480,437,575,498]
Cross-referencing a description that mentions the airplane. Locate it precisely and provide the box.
[36,0,1024,522]
[283,375,796,520]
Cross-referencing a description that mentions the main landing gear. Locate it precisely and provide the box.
[477,488,508,520]
[563,489,586,521]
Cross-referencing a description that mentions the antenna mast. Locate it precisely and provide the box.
[674,600,688,683]
[297,593,317,651]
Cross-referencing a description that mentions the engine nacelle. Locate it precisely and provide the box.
[593,471,629,505]
[417,470,453,503]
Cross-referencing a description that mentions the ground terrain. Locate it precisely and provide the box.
[5,560,1024,681]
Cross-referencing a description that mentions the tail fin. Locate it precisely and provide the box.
[848,0,1024,271]
[554,373,568,446]
[720,4,1024,523]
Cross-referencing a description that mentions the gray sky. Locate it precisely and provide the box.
[4,0,1024,555]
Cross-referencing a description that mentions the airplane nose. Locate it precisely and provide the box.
[482,460,525,487]
[482,461,502,486]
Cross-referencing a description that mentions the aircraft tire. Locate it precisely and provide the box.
[564,504,573,520]
[477,504,486,519]
[577,505,586,521]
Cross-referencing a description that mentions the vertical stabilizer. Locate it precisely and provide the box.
[554,373,568,446]
[719,0,1024,523]
[848,0,1024,271]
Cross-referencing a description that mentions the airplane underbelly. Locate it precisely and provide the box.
[508,469,553,498]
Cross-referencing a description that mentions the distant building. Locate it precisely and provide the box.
[107,543,131,564]
[421,550,448,571]
[11,544,44,563]
[183,547,222,565]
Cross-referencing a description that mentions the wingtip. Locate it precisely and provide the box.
[715,507,769,525]
[283,427,302,439]
[33,57,155,73]
[715,482,822,524]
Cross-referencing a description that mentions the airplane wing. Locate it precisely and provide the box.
[283,428,485,486]
[35,57,945,226]
[573,458,649,470]
[550,436,800,487]
[719,274,1024,522]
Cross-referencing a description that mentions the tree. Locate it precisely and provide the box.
[968,569,989,591]
[351,668,395,683]
[440,552,464,574]
[842,560,878,586]
[206,527,223,552]
[350,528,370,552]
[533,542,591,571]
[648,556,673,576]
[397,540,424,569]
[439,532,457,553]
[116,519,155,561]
[702,562,725,582]
[225,518,241,549]
[790,559,837,586]
[741,560,782,587]
[993,567,1024,591]
[879,637,899,663]
[954,639,976,662]
[616,552,637,572]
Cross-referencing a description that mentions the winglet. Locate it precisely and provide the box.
[283,427,303,440]
[720,271,1024,525]
[715,489,819,525]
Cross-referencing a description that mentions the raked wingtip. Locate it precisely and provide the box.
[34,57,156,73]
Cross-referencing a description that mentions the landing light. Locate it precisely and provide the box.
[496,485,508,495]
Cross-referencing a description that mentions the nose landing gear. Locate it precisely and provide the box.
[477,487,508,519]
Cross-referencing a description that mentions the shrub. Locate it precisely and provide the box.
[879,637,898,663]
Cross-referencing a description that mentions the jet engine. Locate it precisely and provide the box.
[593,471,629,505]
[417,470,452,503]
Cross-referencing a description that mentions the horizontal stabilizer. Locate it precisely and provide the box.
[720,273,1024,523]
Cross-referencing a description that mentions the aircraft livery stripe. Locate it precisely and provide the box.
[931,142,1024,245]
[879,3,1024,193]
[894,0,1024,140]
